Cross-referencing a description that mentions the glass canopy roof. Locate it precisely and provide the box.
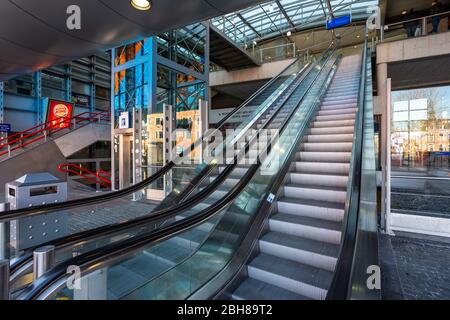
[211,0,379,45]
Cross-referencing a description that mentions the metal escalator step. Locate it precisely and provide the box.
[270,213,342,244]
[248,253,333,300]
[260,231,339,271]
[276,196,345,222]
[283,183,347,203]
[232,278,309,300]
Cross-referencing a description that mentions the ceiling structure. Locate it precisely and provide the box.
[210,0,379,46]
[0,0,267,80]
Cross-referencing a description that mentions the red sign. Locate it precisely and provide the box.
[47,100,74,129]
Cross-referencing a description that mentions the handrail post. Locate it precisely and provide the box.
[7,145,11,158]
[0,260,10,300]
[72,118,77,130]
[0,208,10,260]
[422,17,427,36]
[33,245,55,281]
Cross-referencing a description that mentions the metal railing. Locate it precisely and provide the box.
[0,111,110,159]
[380,10,450,42]
[58,163,112,189]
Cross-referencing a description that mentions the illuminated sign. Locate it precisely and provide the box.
[326,15,352,30]
[119,112,130,129]
[46,100,74,129]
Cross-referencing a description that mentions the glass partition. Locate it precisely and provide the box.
[390,85,450,218]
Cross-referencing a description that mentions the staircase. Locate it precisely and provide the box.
[232,54,362,300]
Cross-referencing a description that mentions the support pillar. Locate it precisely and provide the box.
[34,72,43,125]
[377,62,390,232]
[33,245,55,280]
[163,104,174,196]
[0,260,9,300]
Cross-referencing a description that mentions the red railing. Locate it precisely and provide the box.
[57,163,112,188]
[0,111,110,158]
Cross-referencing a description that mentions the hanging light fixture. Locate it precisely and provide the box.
[131,0,152,11]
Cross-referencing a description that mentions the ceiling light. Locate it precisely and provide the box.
[131,0,151,11]
[287,31,292,37]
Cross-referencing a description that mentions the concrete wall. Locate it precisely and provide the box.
[0,141,66,193]
[210,58,296,87]
[377,31,450,64]
[55,123,111,157]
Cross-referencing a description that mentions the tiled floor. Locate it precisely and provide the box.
[379,232,450,300]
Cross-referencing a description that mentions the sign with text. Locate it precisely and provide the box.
[47,100,74,129]
[0,124,11,133]
[119,112,130,129]
[326,15,352,30]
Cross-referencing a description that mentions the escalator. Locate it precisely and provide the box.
[4,48,334,295]
[232,54,361,300]
[11,40,379,301]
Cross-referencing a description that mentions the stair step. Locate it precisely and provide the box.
[309,126,354,135]
[305,133,354,143]
[232,277,309,300]
[295,161,350,175]
[302,142,353,152]
[318,108,357,116]
[312,119,355,128]
[283,183,347,203]
[296,151,352,163]
[276,197,345,222]
[269,213,342,244]
[315,113,356,122]
[247,253,333,300]
[320,103,358,110]
[259,231,339,271]
[289,172,348,188]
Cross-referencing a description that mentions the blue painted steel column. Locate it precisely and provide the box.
[148,37,158,115]
[0,82,4,124]
[90,56,96,112]
[65,65,72,102]
[34,72,43,124]
[203,21,211,106]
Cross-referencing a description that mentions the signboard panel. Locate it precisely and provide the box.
[119,112,130,129]
[0,124,11,133]
[326,15,352,30]
[46,100,74,129]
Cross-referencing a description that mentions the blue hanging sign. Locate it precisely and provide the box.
[0,124,11,133]
[326,15,352,30]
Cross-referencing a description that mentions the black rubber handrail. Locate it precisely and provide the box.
[0,55,306,222]
[326,37,368,300]
[18,48,337,301]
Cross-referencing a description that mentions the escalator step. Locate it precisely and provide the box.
[248,253,333,300]
[232,278,309,300]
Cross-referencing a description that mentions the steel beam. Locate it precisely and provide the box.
[236,13,262,38]
[275,0,295,30]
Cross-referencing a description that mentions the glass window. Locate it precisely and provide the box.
[390,85,450,218]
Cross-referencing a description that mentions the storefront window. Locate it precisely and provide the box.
[390,85,450,218]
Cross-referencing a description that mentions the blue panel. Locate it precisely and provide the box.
[326,15,352,30]
[0,124,11,132]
